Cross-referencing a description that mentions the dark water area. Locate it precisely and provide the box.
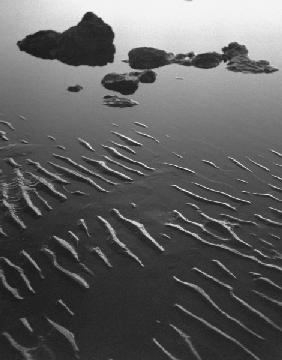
[1,1,282,359]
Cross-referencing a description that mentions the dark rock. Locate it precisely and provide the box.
[101,73,139,95]
[103,95,139,108]
[226,55,278,74]
[191,52,222,69]
[17,12,115,67]
[17,30,60,59]
[67,85,83,92]
[128,47,173,69]
[101,70,156,95]
[126,42,278,75]
[222,42,248,60]
[56,12,115,66]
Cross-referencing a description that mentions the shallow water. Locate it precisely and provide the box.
[1,1,282,359]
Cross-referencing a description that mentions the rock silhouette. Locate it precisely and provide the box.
[17,12,115,67]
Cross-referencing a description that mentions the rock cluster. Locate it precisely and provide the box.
[101,70,156,95]
[222,42,278,74]
[17,12,115,66]
[226,56,278,74]
[127,47,223,69]
[127,42,278,74]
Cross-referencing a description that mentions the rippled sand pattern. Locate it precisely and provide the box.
[1,118,282,359]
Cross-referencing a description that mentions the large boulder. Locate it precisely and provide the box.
[17,12,115,66]
[101,70,156,95]
[56,12,115,66]
[128,47,173,69]
[191,52,223,69]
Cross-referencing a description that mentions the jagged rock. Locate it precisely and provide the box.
[103,95,139,108]
[222,42,278,74]
[226,55,278,74]
[101,70,156,95]
[128,47,173,69]
[67,85,83,92]
[222,42,248,60]
[191,52,223,69]
[17,12,115,66]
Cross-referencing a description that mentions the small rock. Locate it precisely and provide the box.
[67,85,83,92]
[101,70,156,95]
[128,47,173,69]
[101,73,139,95]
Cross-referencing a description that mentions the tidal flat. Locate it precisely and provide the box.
[1,1,282,359]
